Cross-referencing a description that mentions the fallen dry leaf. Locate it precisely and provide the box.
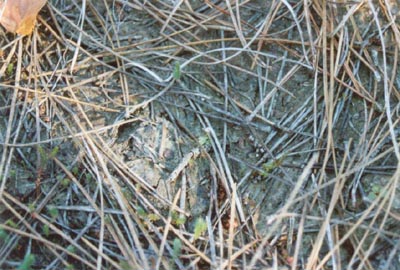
[0,0,47,35]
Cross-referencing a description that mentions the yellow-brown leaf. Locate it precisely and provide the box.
[0,0,47,35]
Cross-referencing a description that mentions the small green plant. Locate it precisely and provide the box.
[198,135,210,147]
[367,184,383,200]
[5,219,17,228]
[261,155,285,176]
[18,253,35,270]
[37,146,48,167]
[61,178,70,187]
[9,169,16,178]
[47,206,59,221]
[0,228,8,240]
[122,188,133,201]
[147,213,160,222]
[193,217,207,240]
[50,146,59,158]
[57,175,71,187]
[65,263,75,270]
[171,211,186,226]
[136,206,147,218]
[37,146,59,168]
[71,166,79,175]
[0,227,11,244]
[42,224,50,237]
[28,203,36,212]
[104,215,111,225]
[66,245,76,254]
[119,260,133,270]
[173,62,181,80]
[85,173,92,181]
[172,238,182,259]
[6,63,14,76]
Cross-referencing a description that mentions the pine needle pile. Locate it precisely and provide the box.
[0,1,399,269]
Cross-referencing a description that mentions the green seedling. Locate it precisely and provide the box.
[261,155,285,177]
[136,206,147,218]
[50,146,59,158]
[66,245,76,254]
[9,169,16,178]
[57,175,70,187]
[198,135,210,147]
[173,62,181,80]
[71,166,79,175]
[0,228,8,240]
[193,217,207,240]
[61,178,70,187]
[65,263,75,270]
[136,205,159,221]
[47,206,59,221]
[172,238,182,259]
[367,184,383,200]
[37,146,48,167]
[147,213,160,222]
[85,173,92,181]
[119,260,133,270]
[122,188,133,201]
[42,224,50,237]
[28,203,35,212]
[18,253,35,270]
[37,146,59,168]
[6,63,14,76]
[171,211,186,226]
[5,219,17,228]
